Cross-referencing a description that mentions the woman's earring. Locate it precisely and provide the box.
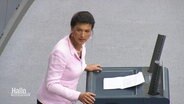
[70,33,73,37]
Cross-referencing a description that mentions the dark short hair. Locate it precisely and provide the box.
[70,11,95,29]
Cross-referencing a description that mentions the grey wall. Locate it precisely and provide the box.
[0,0,22,39]
[0,0,35,55]
[0,0,184,104]
[0,0,8,39]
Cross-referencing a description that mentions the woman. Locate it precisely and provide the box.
[37,11,102,104]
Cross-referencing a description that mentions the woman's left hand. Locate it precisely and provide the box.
[85,64,102,72]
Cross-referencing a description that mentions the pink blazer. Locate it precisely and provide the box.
[37,35,87,104]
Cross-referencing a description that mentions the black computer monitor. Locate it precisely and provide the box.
[148,34,166,73]
[148,34,166,95]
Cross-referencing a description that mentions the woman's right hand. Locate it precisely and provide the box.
[78,92,96,104]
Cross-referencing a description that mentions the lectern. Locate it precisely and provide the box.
[86,67,170,104]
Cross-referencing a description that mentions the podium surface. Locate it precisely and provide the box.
[86,67,170,104]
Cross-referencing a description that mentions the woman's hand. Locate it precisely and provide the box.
[78,92,96,104]
[85,64,102,72]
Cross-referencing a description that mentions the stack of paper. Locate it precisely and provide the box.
[103,72,145,90]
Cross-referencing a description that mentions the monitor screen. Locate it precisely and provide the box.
[148,34,166,95]
[148,34,166,73]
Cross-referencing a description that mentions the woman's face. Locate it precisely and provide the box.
[71,23,92,46]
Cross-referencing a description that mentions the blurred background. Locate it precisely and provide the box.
[0,0,184,104]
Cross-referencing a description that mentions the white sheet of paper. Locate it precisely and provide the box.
[103,72,145,90]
